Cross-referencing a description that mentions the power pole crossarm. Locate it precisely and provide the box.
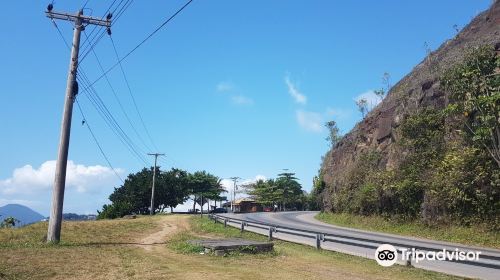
[46,6,111,243]
[46,11,111,27]
[148,153,165,215]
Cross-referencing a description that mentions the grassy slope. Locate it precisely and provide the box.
[0,216,161,280]
[0,215,459,280]
[316,212,499,249]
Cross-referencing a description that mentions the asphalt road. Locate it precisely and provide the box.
[220,211,500,280]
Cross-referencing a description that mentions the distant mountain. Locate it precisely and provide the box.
[0,204,45,227]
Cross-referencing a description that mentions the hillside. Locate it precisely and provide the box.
[318,2,499,224]
[0,204,45,227]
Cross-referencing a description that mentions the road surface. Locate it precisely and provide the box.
[219,211,500,280]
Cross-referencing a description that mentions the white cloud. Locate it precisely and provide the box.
[239,175,267,186]
[296,109,323,133]
[354,90,381,110]
[216,81,254,105]
[216,81,234,93]
[326,107,353,120]
[231,95,254,105]
[0,160,124,195]
[285,76,307,104]
[220,175,266,196]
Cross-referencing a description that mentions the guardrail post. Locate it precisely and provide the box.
[240,221,245,232]
[214,215,217,224]
[406,248,412,267]
[316,234,321,249]
[268,227,273,241]
[224,219,227,227]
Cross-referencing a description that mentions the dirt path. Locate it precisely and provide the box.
[137,215,189,251]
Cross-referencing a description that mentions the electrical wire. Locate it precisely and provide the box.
[50,18,149,167]
[79,0,122,52]
[79,0,133,63]
[82,0,92,10]
[109,36,159,151]
[84,31,154,152]
[78,74,149,166]
[75,98,125,184]
[81,0,194,94]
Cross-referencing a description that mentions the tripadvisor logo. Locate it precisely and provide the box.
[375,244,398,267]
[375,244,482,267]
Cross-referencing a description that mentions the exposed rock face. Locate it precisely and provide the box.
[320,1,500,211]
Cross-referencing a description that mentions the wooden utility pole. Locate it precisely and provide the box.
[46,6,111,243]
[148,153,165,215]
[229,177,240,213]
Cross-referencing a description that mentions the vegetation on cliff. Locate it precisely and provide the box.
[315,46,500,230]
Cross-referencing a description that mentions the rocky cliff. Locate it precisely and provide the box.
[320,1,500,213]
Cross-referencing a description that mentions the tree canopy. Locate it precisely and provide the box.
[97,167,225,219]
[245,172,307,211]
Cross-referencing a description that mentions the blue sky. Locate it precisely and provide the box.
[0,0,491,215]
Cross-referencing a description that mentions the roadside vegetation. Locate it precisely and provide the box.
[0,215,459,280]
[313,46,500,235]
[316,212,499,249]
[243,171,312,211]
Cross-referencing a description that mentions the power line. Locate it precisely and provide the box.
[81,0,194,94]
[80,0,125,48]
[78,71,150,165]
[111,0,134,24]
[79,75,150,166]
[57,28,150,166]
[50,18,149,167]
[75,98,124,184]
[79,0,118,49]
[82,0,92,10]
[79,0,134,63]
[109,35,159,151]
[84,31,154,152]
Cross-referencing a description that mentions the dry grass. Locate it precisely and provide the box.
[0,215,459,280]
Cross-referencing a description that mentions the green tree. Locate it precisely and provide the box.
[310,175,326,211]
[374,88,385,102]
[356,98,368,117]
[442,45,500,167]
[98,167,198,219]
[156,168,190,213]
[109,167,154,216]
[325,120,342,148]
[276,172,304,211]
[382,72,391,92]
[246,179,278,207]
[1,216,19,228]
[188,171,225,212]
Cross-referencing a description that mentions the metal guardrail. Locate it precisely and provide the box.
[209,213,500,270]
